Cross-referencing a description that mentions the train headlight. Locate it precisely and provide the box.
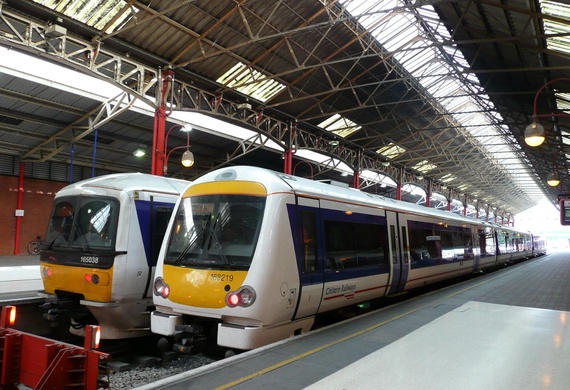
[84,273,100,284]
[42,266,53,278]
[154,277,170,299]
[226,286,257,308]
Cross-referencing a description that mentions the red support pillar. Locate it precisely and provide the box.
[13,162,24,255]
[396,184,402,200]
[283,122,296,174]
[151,68,174,176]
[353,150,361,189]
[353,171,360,189]
[283,148,293,174]
[152,106,167,176]
[426,192,431,208]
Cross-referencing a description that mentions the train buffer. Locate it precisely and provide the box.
[0,305,110,389]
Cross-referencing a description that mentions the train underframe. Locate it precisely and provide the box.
[40,291,155,339]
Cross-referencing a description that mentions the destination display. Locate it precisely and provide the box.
[560,199,570,226]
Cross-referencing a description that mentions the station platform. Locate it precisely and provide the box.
[136,250,570,390]
[0,255,41,302]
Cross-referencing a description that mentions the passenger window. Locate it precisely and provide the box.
[409,223,473,267]
[301,211,318,272]
[324,220,387,269]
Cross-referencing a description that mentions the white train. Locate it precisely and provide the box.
[150,166,544,354]
[39,173,188,339]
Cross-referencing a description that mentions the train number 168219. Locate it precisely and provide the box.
[211,273,234,282]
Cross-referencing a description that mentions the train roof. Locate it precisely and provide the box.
[194,166,531,234]
[57,172,189,196]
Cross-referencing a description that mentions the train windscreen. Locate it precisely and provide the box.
[165,194,265,269]
[44,195,119,252]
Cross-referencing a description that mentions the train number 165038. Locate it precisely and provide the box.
[211,273,234,282]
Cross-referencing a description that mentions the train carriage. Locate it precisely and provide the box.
[151,166,541,353]
[39,173,188,339]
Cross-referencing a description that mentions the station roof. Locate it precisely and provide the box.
[1,0,569,216]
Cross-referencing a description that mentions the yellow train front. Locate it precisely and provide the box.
[152,167,310,353]
[151,166,538,354]
[39,173,187,339]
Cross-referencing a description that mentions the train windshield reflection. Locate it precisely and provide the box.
[165,194,265,268]
[44,196,119,251]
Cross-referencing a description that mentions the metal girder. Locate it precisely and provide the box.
[20,92,137,162]
[0,0,553,217]
[0,6,158,100]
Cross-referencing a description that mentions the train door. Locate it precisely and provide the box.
[293,197,324,319]
[386,211,410,294]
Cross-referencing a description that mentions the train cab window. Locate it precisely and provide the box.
[72,199,118,248]
[44,196,119,250]
[45,199,75,245]
[165,194,265,268]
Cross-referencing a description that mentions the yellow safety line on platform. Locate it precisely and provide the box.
[214,264,527,390]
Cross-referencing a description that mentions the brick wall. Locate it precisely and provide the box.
[0,176,67,255]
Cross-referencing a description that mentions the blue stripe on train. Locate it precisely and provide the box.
[134,199,176,267]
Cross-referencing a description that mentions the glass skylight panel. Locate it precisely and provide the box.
[216,62,285,103]
[440,173,456,183]
[556,92,570,112]
[341,0,533,201]
[413,160,436,173]
[317,114,361,138]
[377,143,406,160]
[403,47,433,74]
[33,0,135,33]
[543,1,570,55]
[562,131,570,145]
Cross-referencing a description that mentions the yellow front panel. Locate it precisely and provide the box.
[164,265,247,308]
[40,262,113,302]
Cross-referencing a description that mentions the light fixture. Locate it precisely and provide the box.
[181,150,194,167]
[526,78,570,147]
[547,172,560,187]
[330,140,339,147]
[546,152,562,187]
[524,122,545,147]
[164,124,194,175]
[417,174,424,180]
[381,161,390,167]
[133,148,146,157]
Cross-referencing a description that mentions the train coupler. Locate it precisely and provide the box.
[172,324,208,354]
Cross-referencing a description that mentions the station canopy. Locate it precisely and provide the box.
[0,0,569,216]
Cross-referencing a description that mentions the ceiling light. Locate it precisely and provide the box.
[381,161,390,167]
[524,122,545,147]
[330,140,339,147]
[133,148,146,157]
[181,150,194,167]
[547,171,560,187]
